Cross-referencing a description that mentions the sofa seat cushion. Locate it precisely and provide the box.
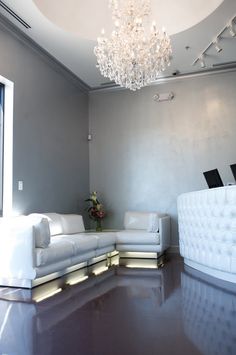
[116,230,160,245]
[36,238,74,267]
[91,232,116,248]
[56,234,98,254]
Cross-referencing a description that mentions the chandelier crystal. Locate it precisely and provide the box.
[94,0,172,91]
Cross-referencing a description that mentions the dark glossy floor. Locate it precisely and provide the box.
[0,256,236,355]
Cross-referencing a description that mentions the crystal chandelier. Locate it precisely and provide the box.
[94,0,172,91]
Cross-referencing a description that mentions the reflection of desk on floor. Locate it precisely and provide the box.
[181,267,236,355]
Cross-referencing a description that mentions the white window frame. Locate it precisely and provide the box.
[0,75,14,217]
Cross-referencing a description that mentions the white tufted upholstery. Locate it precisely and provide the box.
[178,186,236,282]
[181,270,236,355]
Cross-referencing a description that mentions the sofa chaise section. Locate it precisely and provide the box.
[116,211,170,255]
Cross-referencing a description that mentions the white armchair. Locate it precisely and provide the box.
[116,211,171,257]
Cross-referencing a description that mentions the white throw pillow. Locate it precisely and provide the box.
[31,217,51,248]
[147,213,159,233]
[29,213,63,236]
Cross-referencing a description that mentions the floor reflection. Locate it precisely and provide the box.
[182,266,236,355]
[1,256,236,355]
[0,256,173,355]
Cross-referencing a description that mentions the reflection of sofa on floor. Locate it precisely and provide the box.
[0,211,170,288]
[181,267,236,355]
[0,266,168,355]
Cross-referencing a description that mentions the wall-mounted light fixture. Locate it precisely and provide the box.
[153,92,174,102]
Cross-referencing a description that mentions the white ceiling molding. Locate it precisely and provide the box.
[0,0,236,89]
[0,13,90,92]
[89,66,236,93]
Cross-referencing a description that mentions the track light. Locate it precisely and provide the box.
[192,14,236,68]
[229,22,236,37]
[200,55,206,68]
[214,39,222,53]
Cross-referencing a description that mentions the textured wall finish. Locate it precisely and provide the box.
[0,22,89,218]
[89,71,236,246]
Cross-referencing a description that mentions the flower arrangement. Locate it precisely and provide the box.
[85,191,106,231]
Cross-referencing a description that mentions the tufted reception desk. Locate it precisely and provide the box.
[178,186,236,283]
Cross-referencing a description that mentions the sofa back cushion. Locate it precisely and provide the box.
[29,213,63,236]
[60,214,85,234]
[124,211,166,232]
[41,213,63,236]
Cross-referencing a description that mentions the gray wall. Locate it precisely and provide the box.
[0,21,90,219]
[89,71,236,246]
[1,15,236,243]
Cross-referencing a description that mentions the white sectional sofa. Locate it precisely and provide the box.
[0,211,170,288]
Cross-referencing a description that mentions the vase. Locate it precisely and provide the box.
[96,219,102,232]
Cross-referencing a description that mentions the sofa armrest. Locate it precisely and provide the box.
[159,216,171,252]
[0,224,36,280]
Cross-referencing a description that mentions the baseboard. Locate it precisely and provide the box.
[167,245,180,254]
[184,258,236,284]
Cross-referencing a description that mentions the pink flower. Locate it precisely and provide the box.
[96,210,105,218]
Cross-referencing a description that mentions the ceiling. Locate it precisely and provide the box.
[0,0,236,90]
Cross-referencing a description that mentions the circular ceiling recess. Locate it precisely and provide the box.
[33,0,224,39]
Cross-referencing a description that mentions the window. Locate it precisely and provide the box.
[0,75,13,216]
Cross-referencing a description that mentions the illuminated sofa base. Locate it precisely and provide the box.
[178,186,236,283]
[0,211,170,288]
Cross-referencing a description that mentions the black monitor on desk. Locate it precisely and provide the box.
[203,169,224,189]
[230,164,236,181]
